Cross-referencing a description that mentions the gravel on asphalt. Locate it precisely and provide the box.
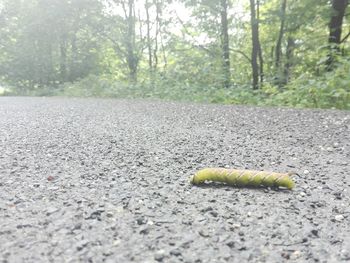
[0,97,349,262]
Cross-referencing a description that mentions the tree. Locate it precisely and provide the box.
[145,0,153,80]
[274,0,287,85]
[98,0,144,83]
[326,0,349,70]
[0,0,349,110]
[283,36,295,84]
[249,0,263,89]
[0,0,103,90]
[220,0,231,88]
[144,0,164,84]
[126,0,138,83]
[179,0,232,89]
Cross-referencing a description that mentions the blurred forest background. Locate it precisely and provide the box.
[0,0,349,109]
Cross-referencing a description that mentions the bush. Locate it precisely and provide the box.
[4,66,349,110]
[265,59,350,110]
[59,75,116,97]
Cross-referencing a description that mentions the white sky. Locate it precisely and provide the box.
[105,0,249,44]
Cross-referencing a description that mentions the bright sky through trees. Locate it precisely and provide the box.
[104,0,248,43]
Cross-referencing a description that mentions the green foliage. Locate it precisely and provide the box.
[58,75,116,97]
[264,59,350,109]
[5,66,349,110]
[0,0,104,87]
[1,0,349,110]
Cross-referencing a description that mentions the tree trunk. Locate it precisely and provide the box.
[154,0,160,70]
[126,0,137,83]
[257,0,263,86]
[46,41,53,86]
[153,0,167,70]
[250,0,259,89]
[258,44,264,85]
[69,34,78,82]
[220,0,231,88]
[59,35,67,83]
[39,37,53,86]
[275,0,287,70]
[283,36,295,84]
[145,0,153,80]
[326,0,348,70]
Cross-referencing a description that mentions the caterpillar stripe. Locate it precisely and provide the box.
[190,168,295,190]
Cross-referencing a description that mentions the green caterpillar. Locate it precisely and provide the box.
[190,168,295,190]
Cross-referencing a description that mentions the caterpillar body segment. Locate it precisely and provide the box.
[190,168,295,190]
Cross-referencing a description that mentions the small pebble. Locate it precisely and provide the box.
[47,176,55,181]
[113,239,121,246]
[326,147,333,152]
[290,250,301,260]
[210,211,218,217]
[170,249,182,257]
[335,215,344,222]
[311,229,319,237]
[198,230,210,238]
[154,250,166,261]
[226,241,235,248]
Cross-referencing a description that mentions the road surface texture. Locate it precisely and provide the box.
[0,97,349,263]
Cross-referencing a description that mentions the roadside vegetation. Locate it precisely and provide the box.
[0,0,349,109]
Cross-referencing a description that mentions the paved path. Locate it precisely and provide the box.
[0,97,349,262]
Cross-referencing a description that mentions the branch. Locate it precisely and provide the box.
[340,31,350,43]
[175,11,216,56]
[121,1,128,19]
[92,26,127,57]
[229,48,251,63]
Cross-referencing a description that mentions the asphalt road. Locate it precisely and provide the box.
[0,97,349,263]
